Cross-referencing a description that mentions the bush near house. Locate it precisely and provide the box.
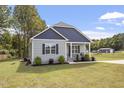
[91,56,96,61]
[34,57,42,65]
[58,56,65,64]
[84,54,90,61]
[49,58,54,64]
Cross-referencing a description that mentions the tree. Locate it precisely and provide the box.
[2,31,12,50]
[91,33,124,51]
[0,6,11,31]
[13,5,46,57]
[0,6,11,47]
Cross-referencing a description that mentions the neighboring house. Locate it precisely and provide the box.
[29,22,91,64]
[97,48,114,53]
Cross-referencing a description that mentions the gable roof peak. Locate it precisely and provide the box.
[53,21,74,28]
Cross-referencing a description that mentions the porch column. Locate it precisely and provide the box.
[88,43,91,57]
[70,43,72,58]
[65,42,67,61]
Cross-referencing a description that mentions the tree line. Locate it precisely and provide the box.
[0,5,46,58]
[91,33,124,51]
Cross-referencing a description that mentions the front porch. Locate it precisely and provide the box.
[66,42,91,62]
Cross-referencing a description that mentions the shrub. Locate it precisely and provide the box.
[84,54,90,61]
[26,59,31,66]
[49,58,54,64]
[81,56,85,61]
[0,49,9,54]
[91,57,96,61]
[58,56,65,64]
[34,57,42,65]
[23,57,28,62]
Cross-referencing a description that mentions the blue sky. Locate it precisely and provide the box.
[37,5,124,39]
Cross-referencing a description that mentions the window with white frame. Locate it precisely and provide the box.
[45,44,50,54]
[72,45,80,54]
[44,43,57,54]
[51,45,56,54]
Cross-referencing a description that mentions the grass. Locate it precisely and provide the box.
[93,52,124,61]
[0,59,124,87]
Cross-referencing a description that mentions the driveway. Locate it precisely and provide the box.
[96,60,124,64]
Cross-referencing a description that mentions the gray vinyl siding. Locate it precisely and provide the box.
[32,39,66,64]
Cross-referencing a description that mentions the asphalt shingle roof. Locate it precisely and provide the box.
[34,28,65,40]
[53,26,90,42]
[34,22,91,42]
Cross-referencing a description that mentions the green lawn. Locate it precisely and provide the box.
[0,59,124,88]
[93,52,124,61]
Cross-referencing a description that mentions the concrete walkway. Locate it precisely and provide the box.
[68,61,95,64]
[96,60,124,64]
[68,60,124,64]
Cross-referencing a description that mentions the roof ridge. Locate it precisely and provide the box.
[53,21,74,28]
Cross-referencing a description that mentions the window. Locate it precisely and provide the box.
[45,45,50,54]
[44,43,57,54]
[72,45,80,54]
[51,45,56,54]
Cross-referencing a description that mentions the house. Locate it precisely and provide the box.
[97,48,114,53]
[29,22,91,64]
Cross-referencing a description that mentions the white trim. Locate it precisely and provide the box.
[44,43,57,55]
[31,26,68,41]
[70,43,72,58]
[31,41,34,64]
[66,42,90,44]
[32,39,67,41]
[88,43,91,57]
[64,42,67,61]
[72,45,80,54]
[31,27,50,39]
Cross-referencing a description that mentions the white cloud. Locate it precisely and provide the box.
[99,12,124,20]
[113,20,124,26]
[121,20,124,24]
[99,12,124,26]
[96,27,105,30]
[83,30,115,40]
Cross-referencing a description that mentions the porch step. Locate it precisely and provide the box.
[68,62,77,64]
